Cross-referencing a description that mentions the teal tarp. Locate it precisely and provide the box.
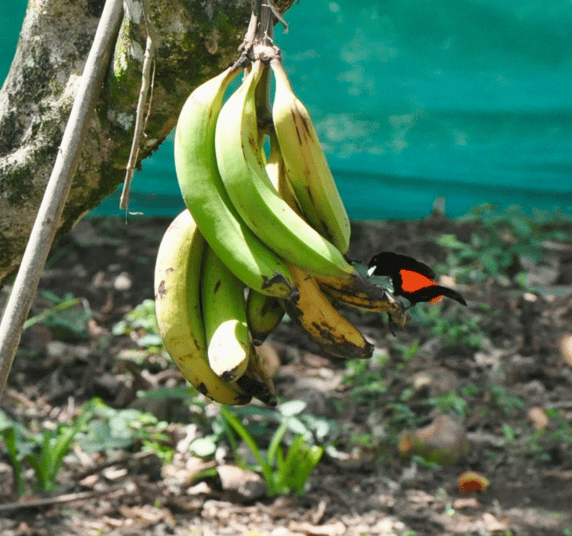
[2,1,572,220]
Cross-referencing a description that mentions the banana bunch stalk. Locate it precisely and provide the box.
[154,46,407,406]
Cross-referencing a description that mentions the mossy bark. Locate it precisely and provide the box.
[0,0,295,287]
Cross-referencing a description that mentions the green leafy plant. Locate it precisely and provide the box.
[341,351,427,452]
[112,298,162,348]
[385,402,420,431]
[501,423,517,444]
[396,339,421,364]
[187,399,334,458]
[545,408,572,444]
[0,404,94,493]
[219,404,324,496]
[437,204,572,286]
[0,396,179,495]
[343,353,390,403]
[410,302,486,349]
[526,408,572,462]
[0,414,29,495]
[426,392,470,417]
[26,411,93,492]
[488,385,525,416]
[77,398,172,460]
[24,290,91,340]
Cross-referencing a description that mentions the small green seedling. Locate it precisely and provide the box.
[220,405,324,496]
[0,404,94,493]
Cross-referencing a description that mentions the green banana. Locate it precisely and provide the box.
[265,130,302,212]
[201,245,252,382]
[214,60,356,280]
[270,57,351,254]
[246,288,285,345]
[154,210,251,405]
[174,66,296,299]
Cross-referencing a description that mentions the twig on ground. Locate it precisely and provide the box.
[0,486,127,513]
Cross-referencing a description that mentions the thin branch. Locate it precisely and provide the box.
[0,0,124,400]
[0,487,127,513]
[119,34,155,212]
[264,1,289,33]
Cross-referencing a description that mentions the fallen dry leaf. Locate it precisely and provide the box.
[452,497,480,509]
[457,471,490,494]
[559,333,572,367]
[527,406,549,430]
[289,520,347,536]
[482,512,509,532]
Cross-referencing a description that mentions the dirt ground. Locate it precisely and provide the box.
[0,213,571,536]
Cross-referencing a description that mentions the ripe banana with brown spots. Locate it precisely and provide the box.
[154,210,251,405]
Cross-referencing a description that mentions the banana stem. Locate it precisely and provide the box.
[235,0,285,70]
[243,0,283,134]
[257,1,275,46]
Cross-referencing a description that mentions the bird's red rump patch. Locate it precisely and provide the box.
[399,269,437,293]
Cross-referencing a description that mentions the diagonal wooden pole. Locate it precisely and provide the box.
[0,0,124,399]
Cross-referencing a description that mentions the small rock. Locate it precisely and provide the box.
[408,367,459,397]
[523,379,547,398]
[45,340,77,364]
[25,324,53,352]
[113,271,132,291]
[399,414,469,465]
[216,464,267,501]
[187,481,212,495]
[92,373,125,401]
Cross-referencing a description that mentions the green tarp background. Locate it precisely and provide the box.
[2,0,572,220]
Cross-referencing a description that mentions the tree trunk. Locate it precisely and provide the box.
[0,0,294,288]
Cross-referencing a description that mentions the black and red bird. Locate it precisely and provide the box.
[367,252,467,308]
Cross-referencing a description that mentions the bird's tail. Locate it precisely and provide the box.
[435,286,467,306]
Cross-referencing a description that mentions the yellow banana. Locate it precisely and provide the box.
[174,66,296,299]
[265,95,405,331]
[281,265,374,359]
[266,131,374,359]
[270,57,350,253]
[246,288,285,345]
[317,274,408,328]
[201,245,252,382]
[154,210,251,405]
[214,60,355,280]
[266,122,406,329]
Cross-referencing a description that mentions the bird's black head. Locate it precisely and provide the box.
[367,251,401,277]
[368,251,437,280]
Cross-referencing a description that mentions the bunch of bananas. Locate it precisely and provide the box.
[154,49,406,406]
